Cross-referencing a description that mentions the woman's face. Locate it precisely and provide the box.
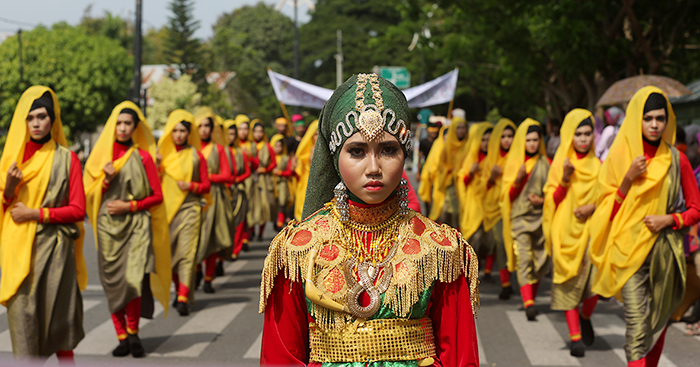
[642,108,667,142]
[198,118,212,141]
[501,128,514,151]
[115,113,136,142]
[338,131,404,205]
[253,125,265,142]
[572,125,593,154]
[525,131,540,154]
[26,107,52,141]
[238,122,249,140]
[273,140,284,155]
[171,123,189,146]
[480,132,491,152]
[228,127,237,146]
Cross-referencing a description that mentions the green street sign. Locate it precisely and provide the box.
[379,67,411,89]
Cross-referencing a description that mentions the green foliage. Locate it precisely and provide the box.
[79,5,134,52]
[144,27,170,65]
[146,74,201,130]
[0,24,132,138]
[165,0,201,74]
[210,2,295,123]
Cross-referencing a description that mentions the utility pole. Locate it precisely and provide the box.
[335,29,343,87]
[133,0,143,107]
[293,0,299,80]
[18,29,23,88]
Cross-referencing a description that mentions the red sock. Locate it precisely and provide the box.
[565,309,582,341]
[125,297,141,335]
[258,223,266,238]
[277,212,285,227]
[177,282,190,303]
[205,253,217,281]
[499,269,511,287]
[111,308,127,340]
[173,272,180,289]
[56,350,75,365]
[581,295,599,319]
[233,222,246,255]
[484,254,495,274]
[628,327,667,367]
[532,281,540,301]
[520,283,534,308]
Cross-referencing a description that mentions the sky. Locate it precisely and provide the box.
[0,0,313,39]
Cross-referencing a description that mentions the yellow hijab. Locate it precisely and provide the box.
[294,120,318,220]
[83,101,171,316]
[275,117,293,136]
[0,86,87,305]
[483,118,516,231]
[499,118,547,272]
[589,86,676,298]
[213,115,227,147]
[250,119,269,150]
[269,133,287,155]
[158,110,203,223]
[456,122,494,239]
[194,107,225,150]
[418,125,447,204]
[224,119,238,148]
[543,109,600,284]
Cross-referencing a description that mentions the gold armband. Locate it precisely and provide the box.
[42,208,51,224]
[130,200,138,213]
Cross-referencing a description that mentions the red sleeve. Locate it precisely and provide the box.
[429,275,479,366]
[263,144,278,172]
[552,184,568,209]
[260,273,309,366]
[47,151,86,224]
[235,154,252,184]
[463,174,473,186]
[135,150,163,211]
[673,152,700,229]
[209,145,235,184]
[509,173,530,203]
[189,151,211,195]
[402,170,421,212]
[277,159,294,177]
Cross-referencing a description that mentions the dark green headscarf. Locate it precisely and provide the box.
[302,74,412,219]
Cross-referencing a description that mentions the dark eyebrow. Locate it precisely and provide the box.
[344,142,367,149]
[378,140,401,147]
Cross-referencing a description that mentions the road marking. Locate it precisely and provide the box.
[475,317,488,365]
[592,313,677,367]
[244,331,263,359]
[151,302,246,357]
[0,299,102,352]
[74,301,164,355]
[506,310,580,366]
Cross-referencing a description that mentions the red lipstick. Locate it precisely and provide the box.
[364,180,384,192]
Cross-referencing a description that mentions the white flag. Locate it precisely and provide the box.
[267,69,333,109]
[403,68,459,108]
[267,68,459,109]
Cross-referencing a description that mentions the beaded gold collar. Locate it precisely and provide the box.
[347,195,400,226]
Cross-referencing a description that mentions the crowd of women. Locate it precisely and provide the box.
[417,86,700,365]
[0,85,320,361]
[1,78,698,367]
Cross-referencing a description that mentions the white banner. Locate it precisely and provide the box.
[403,68,459,108]
[267,68,459,109]
[267,69,332,109]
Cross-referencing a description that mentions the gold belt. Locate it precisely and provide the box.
[309,317,436,363]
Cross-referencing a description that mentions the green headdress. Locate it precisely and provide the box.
[302,74,412,219]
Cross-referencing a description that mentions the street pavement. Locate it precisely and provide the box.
[1,224,700,366]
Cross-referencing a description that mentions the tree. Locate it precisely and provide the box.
[79,5,133,52]
[0,24,132,139]
[210,3,295,122]
[144,27,170,65]
[165,0,201,75]
[146,74,201,130]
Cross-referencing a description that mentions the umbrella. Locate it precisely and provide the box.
[596,75,692,107]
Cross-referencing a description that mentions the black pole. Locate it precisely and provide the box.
[293,0,299,80]
[133,0,143,107]
[18,29,23,88]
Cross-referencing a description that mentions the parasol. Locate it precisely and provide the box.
[596,75,692,107]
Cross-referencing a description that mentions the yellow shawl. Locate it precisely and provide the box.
[194,107,225,147]
[589,86,677,297]
[427,117,468,220]
[0,86,87,305]
[483,118,516,231]
[499,118,547,272]
[543,109,600,284]
[456,122,494,239]
[158,109,202,224]
[84,101,171,316]
[224,119,239,148]
[417,126,446,206]
[294,120,318,220]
